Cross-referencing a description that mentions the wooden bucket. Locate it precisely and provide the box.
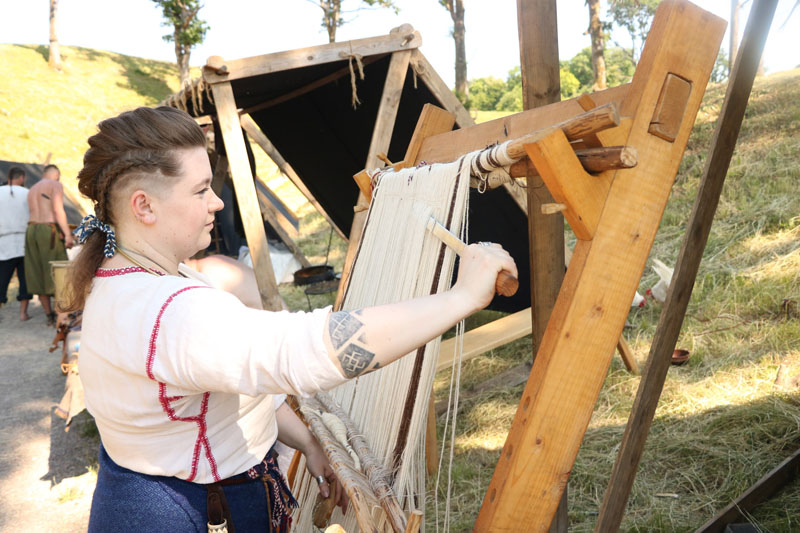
[50,260,73,310]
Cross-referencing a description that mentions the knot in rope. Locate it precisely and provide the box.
[73,214,117,258]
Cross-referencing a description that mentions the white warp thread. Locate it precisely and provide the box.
[292,147,500,532]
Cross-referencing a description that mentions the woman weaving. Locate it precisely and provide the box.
[65,106,517,532]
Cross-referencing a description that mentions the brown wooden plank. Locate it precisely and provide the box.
[211,82,283,311]
[474,2,725,529]
[415,84,628,166]
[615,335,639,374]
[253,186,311,268]
[408,49,473,129]
[525,129,612,240]
[596,1,778,529]
[517,0,568,528]
[240,114,346,240]
[335,50,412,311]
[437,308,532,373]
[696,447,800,533]
[241,55,385,116]
[202,29,422,83]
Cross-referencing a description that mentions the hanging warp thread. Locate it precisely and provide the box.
[290,142,516,532]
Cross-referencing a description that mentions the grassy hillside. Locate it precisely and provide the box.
[0,44,192,212]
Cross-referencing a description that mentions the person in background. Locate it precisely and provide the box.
[25,164,74,325]
[0,167,32,321]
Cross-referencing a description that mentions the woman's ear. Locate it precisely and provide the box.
[130,190,157,225]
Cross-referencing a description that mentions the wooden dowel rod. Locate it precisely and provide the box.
[505,103,620,159]
[315,393,408,533]
[510,145,637,179]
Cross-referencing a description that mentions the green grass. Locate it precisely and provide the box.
[427,69,800,531]
[0,44,195,212]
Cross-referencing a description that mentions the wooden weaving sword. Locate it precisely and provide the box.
[425,216,519,297]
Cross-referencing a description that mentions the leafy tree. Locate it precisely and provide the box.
[711,49,730,84]
[560,68,581,99]
[313,1,398,43]
[439,0,468,103]
[607,0,660,66]
[497,87,522,112]
[152,0,209,86]
[468,76,506,111]
[604,47,635,86]
[48,0,62,70]
[561,46,634,96]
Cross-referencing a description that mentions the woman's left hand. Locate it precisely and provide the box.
[304,439,349,513]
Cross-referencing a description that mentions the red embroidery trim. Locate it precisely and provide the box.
[95,266,150,277]
[146,286,220,482]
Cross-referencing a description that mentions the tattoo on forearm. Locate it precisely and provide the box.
[339,343,375,378]
[329,311,376,378]
[329,312,364,350]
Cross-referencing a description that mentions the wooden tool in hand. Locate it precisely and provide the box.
[425,217,519,297]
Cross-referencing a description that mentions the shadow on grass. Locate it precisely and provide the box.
[110,54,176,103]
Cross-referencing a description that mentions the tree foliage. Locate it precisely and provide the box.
[314,0,398,43]
[467,46,637,112]
[607,0,660,65]
[152,0,209,86]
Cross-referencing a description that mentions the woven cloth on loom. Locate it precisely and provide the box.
[290,152,475,532]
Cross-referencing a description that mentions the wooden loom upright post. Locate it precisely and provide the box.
[336,49,411,310]
[517,0,568,530]
[596,1,778,530]
[210,80,283,311]
[474,2,725,530]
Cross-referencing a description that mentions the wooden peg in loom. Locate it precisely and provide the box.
[541,203,566,215]
[425,217,519,297]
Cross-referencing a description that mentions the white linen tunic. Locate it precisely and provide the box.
[0,185,29,260]
[79,265,344,483]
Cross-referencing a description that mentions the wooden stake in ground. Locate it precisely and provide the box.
[595,1,779,530]
[516,0,568,529]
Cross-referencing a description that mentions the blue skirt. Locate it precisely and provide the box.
[89,444,296,533]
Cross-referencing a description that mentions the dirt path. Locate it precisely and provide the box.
[0,293,95,532]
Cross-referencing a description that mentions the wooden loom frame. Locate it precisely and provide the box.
[334,1,726,530]
[191,0,785,529]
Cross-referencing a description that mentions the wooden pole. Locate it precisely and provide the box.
[594,1,778,530]
[517,0,568,530]
[336,50,411,310]
[696,447,800,533]
[211,81,283,311]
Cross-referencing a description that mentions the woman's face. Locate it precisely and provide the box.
[153,147,224,261]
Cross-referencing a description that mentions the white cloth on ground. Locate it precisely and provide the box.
[0,185,29,260]
[79,264,342,483]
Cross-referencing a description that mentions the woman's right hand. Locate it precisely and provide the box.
[452,242,518,312]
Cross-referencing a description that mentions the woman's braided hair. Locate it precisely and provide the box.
[63,106,206,312]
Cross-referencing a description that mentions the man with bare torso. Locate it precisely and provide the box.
[25,164,74,325]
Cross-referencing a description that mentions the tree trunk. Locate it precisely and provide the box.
[450,0,468,101]
[48,0,62,70]
[175,32,190,87]
[588,0,606,90]
[322,0,341,43]
[730,0,740,74]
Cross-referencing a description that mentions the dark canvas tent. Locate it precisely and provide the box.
[164,25,531,312]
